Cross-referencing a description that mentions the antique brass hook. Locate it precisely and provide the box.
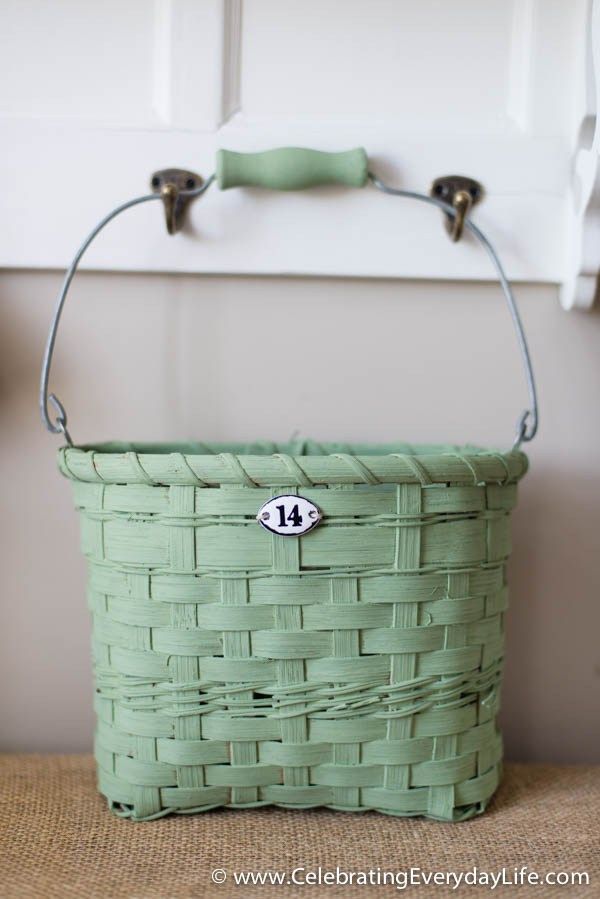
[430,175,484,242]
[150,168,204,235]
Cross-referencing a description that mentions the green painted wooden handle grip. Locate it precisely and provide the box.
[216,147,368,191]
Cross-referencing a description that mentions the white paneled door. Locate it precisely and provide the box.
[1,0,597,307]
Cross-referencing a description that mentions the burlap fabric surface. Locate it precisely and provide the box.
[0,755,598,898]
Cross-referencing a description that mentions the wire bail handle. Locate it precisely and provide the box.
[40,147,538,450]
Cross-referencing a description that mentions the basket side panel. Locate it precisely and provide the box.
[77,479,515,821]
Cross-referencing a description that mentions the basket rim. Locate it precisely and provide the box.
[58,441,528,487]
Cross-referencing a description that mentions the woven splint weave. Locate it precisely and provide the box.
[59,440,527,822]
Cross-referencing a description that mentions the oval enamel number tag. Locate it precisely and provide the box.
[256,494,322,536]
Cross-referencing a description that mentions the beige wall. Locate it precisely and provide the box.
[1,269,599,761]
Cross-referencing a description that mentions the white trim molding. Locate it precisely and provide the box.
[0,0,597,309]
[561,0,600,310]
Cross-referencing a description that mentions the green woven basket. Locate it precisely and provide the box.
[41,149,538,821]
[58,441,527,822]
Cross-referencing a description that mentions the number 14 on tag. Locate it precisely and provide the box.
[256,494,322,536]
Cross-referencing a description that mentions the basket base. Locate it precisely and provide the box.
[97,762,502,823]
